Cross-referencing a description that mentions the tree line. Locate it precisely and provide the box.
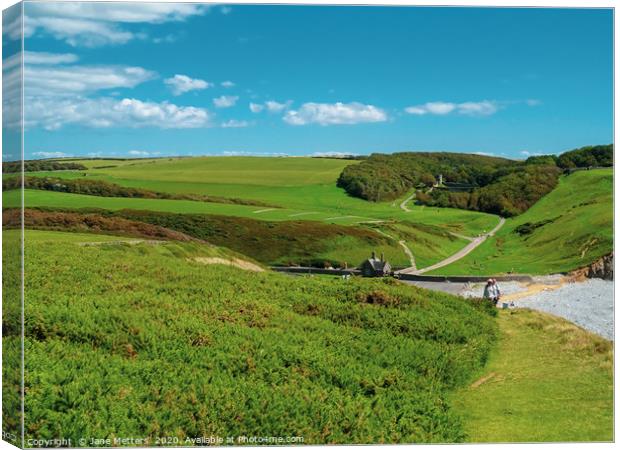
[337,144,612,216]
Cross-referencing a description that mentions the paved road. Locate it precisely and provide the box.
[397,216,506,275]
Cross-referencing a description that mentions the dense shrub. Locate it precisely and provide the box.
[556,144,613,169]
[3,209,200,242]
[2,160,87,173]
[337,152,514,202]
[418,165,561,217]
[3,176,274,207]
[15,208,391,267]
[22,238,497,443]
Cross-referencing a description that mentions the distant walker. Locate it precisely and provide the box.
[361,251,391,277]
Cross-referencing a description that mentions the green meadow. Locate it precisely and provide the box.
[18,157,498,234]
[10,157,501,270]
[454,309,613,442]
[432,169,613,275]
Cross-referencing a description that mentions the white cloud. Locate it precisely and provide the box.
[311,152,358,158]
[153,33,182,44]
[32,151,71,158]
[26,97,212,131]
[25,51,79,65]
[458,101,498,116]
[213,95,239,108]
[220,6,233,15]
[221,151,289,157]
[25,3,208,47]
[519,150,546,158]
[249,100,292,113]
[221,119,251,128]
[249,102,264,113]
[473,151,495,156]
[405,102,456,115]
[2,53,21,73]
[265,100,292,112]
[165,74,211,95]
[3,5,22,40]
[26,16,135,47]
[128,150,160,157]
[526,99,542,106]
[284,102,388,126]
[405,100,498,116]
[25,64,155,96]
[221,81,235,88]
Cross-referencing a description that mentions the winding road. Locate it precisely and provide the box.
[397,216,506,275]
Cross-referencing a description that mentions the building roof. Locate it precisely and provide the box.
[364,257,390,272]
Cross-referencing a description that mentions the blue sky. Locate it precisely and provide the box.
[3,3,613,160]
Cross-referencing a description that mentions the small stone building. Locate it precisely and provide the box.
[360,252,391,277]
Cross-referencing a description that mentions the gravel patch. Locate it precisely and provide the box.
[403,277,614,340]
[510,279,614,341]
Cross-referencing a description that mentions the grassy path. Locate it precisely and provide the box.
[368,226,417,269]
[399,191,416,212]
[452,309,613,443]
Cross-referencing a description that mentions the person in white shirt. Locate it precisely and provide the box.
[483,278,502,306]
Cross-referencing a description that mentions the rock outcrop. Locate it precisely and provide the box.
[569,253,613,281]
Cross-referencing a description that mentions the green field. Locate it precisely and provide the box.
[17,231,497,444]
[7,157,505,270]
[433,169,613,275]
[453,309,613,442]
[16,157,499,236]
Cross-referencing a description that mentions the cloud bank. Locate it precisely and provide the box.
[284,102,387,126]
[165,74,211,95]
[405,100,498,116]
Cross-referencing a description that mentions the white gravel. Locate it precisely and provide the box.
[510,279,614,341]
[404,277,614,340]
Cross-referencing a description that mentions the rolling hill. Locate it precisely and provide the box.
[432,169,613,275]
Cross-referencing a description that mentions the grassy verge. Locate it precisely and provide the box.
[452,309,613,442]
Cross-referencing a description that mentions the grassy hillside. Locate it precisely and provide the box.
[3,155,501,270]
[432,169,613,275]
[13,157,499,236]
[72,156,357,186]
[20,231,497,444]
[11,209,415,267]
[453,309,612,442]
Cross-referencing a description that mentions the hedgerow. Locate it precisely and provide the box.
[3,176,276,208]
[2,161,87,173]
